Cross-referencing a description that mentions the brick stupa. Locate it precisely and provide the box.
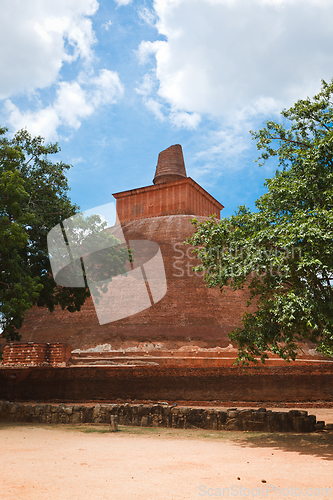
[114,144,223,223]
[18,145,250,362]
[11,144,331,368]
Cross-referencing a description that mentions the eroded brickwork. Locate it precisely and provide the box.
[18,215,251,350]
[17,144,232,351]
[1,364,333,402]
[2,342,71,367]
[153,144,187,184]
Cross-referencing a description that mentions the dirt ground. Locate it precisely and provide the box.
[1,408,333,500]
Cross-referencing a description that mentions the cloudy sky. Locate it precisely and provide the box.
[1,0,333,217]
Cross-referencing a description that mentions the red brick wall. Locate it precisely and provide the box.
[0,364,333,402]
[113,178,223,223]
[2,343,71,367]
[48,343,72,367]
[187,182,221,218]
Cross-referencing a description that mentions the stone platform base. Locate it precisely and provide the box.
[0,401,329,433]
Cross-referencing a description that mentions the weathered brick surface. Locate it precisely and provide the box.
[1,364,333,402]
[2,343,47,367]
[113,179,223,223]
[2,343,71,367]
[48,343,71,366]
[16,145,331,369]
[18,144,239,353]
[19,215,251,351]
[0,400,324,433]
[153,144,187,184]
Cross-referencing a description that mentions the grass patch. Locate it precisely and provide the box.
[68,424,251,440]
[2,420,332,459]
[0,421,284,441]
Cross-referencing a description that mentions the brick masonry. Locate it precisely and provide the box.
[1,364,333,402]
[113,144,223,223]
[11,143,332,403]
[2,343,71,367]
[18,215,251,351]
[113,178,223,223]
[19,141,233,352]
[153,144,187,184]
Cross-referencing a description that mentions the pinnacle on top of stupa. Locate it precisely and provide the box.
[153,144,187,185]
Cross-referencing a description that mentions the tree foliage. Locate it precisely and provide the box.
[0,127,128,342]
[188,80,333,364]
[0,127,90,340]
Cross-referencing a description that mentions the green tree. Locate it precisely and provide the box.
[188,80,333,364]
[0,127,128,342]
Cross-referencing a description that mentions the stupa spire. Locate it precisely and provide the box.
[153,144,187,185]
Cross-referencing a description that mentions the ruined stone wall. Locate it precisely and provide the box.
[0,401,328,432]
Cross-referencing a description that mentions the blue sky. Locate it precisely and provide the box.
[1,0,333,217]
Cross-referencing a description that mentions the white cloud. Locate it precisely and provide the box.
[70,157,85,165]
[0,0,99,99]
[85,69,124,106]
[113,0,132,6]
[102,20,112,30]
[139,0,333,122]
[187,95,283,181]
[135,74,155,97]
[0,1,125,139]
[169,110,201,129]
[3,100,60,140]
[55,81,95,129]
[145,98,166,121]
[4,70,124,140]
[137,40,166,65]
[138,6,157,27]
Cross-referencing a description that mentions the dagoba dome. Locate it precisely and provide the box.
[19,145,249,354]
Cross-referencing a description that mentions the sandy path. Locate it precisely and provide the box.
[1,423,332,500]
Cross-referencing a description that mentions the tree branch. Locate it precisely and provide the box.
[268,136,311,148]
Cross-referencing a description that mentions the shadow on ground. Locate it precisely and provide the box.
[1,422,333,461]
[236,431,333,461]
